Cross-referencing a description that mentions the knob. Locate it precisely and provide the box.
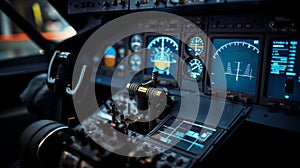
[135,1,140,7]
[176,158,184,166]
[68,117,79,128]
[142,144,150,152]
[153,0,159,5]
[120,0,126,6]
[113,0,118,6]
[79,128,88,145]
[166,155,175,162]
[57,131,73,144]
[103,1,110,7]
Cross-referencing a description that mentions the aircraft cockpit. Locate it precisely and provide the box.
[0,0,299,167]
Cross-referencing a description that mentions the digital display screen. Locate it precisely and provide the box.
[210,38,261,94]
[146,35,179,79]
[267,40,300,102]
[152,117,217,155]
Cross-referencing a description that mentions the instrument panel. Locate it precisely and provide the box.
[92,13,299,112]
[94,32,206,89]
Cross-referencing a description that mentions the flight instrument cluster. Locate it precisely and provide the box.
[94,31,207,91]
[93,13,300,111]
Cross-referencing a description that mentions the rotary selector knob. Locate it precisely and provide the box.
[103,1,110,7]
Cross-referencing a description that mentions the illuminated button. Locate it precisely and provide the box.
[228,24,234,28]
[236,23,243,28]
[141,0,149,4]
[170,0,179,4]
[170,0,185,4]
[245,24,252,28]
[201,132,208,139]
[219,24,226,28]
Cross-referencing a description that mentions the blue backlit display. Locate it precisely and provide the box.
[152,117,216,155]
[210,38,261,94]
[267,40,300,102]
[146,35,179,79]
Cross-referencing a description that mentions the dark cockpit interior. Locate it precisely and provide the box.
[0,0,300,167]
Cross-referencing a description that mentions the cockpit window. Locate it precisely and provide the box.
[0,11,41,60]
[0,0,76,61]
[8,0,76,41]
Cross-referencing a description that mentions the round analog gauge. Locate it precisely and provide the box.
[130,54,142,72]
[186,58,203,80]
[103,46,117,68]
[130,34,143,51]
[147,36,179,75]
[187,36,205,57]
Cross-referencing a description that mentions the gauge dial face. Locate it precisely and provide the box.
[103,46,117,68]
[187,36,205,57]
[186,58,203,80]
[130,34,143,51]
[211,39,260,94]
[147,36,178,76]
[130,54,142,72]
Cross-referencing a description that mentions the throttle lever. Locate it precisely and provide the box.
[66,65,88,95]
[47,50,87,95]
[47,50,60,84]
[47,50,74,86]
